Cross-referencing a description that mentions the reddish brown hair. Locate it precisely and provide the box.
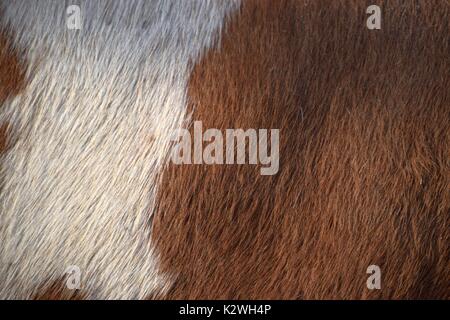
[152,0,449,299]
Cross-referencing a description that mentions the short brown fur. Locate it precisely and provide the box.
[0,21,26,154]
[152,0,449,299]
[33,278,86,300]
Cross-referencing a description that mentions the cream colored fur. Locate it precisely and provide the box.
[0,0,239,299]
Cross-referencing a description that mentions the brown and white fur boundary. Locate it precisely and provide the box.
[0,0,239,299]
[0,0,449,299]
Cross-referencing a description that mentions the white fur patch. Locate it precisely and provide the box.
[0,0,239,299]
